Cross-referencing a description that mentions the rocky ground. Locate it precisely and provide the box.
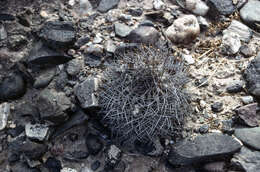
[0,0,260,171]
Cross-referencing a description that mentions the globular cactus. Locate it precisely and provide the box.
[99,44,191,144]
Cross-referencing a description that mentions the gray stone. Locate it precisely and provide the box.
[185,0,209,16]
[231,147,260,172]
[0,73,26,101]
[0,23,7,40]
[236,103,258,127]
[207,0,235,16]
[240,0,260,31]
[168,133,242,166]
[105,40,116,53]
[74,77,99,109]
[221,32,241,55]
[244,53,260,99]
[8,34,28,51]
[127,26,159,44]
[37,89,71,125]
[197,16,209,31]
[114,23,132,38]
[93,33,103,44]
[240,45,254,58]
[79,0,93,16]
[223,20,252,43]
[97,0,120,13]
[235,127,260,150]
[0,103,10,131]
[66,59,82,76]
[38,21,76,49]
[166,15,200,44]
[25,123,49,141]
[34,67,56,88]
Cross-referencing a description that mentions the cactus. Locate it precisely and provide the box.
[99,44,191,144]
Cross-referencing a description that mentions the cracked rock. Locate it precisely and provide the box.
[25,123,49,141]
[74,77,99,109]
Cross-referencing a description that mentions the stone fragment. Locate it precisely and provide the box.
[211,102,223,113]
[97,0,120,13]
[234,127,260,150]
[61,168,78,172]
[240,0,260,31]
[0,103,10,131]
[114,23,132,38]
[127,26,159,44]
[185,0,209,16]
[79,0,93,16]
[241,96,254,105]
[91,161,101,171]
[221,32,241,55]
[8,34,28,51]
[207,0,235,16]
[105,40,116,54]
[74,77,99,109]
[231,147,260,172]
[66,59,82,76]
[199,124,209,134]
[244,53,260,99]
[0,23,7,40]
[168,133,242,166]
[38,21,76,49]
[105,145,122,169]
[153,0,165,10]
[182,54,195,65]
[25,123,49,141]
[0,73,26,101]
[226,82,243,93]
[93,33,103,44]
[197,16,209,31]
[240,45,253,58]
[223,20,252,43]
[45,157,62,172]
[85,134,103,155]
[236,103,258,127]
[34,68,56,88]
[10,138,48,160]
[37,89,71,125]
[166,15,200,44]
[127,8,143,17]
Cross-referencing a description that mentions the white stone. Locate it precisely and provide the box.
[153,0,166,10]
[68,0,76,6]
[166,15,200,44]
[93,33,103,44]
[241,96,254,105]
[79,0,92,16]
[25,123,49,141]
[186,0,209,16]
[197,16,209,29]
[80,167,93,172]
[61,168,78,172]
[0,103,10,131]
[182,54,195,65]
[222,32,241,55]
[223,20,252,42]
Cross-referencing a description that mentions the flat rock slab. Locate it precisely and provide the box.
[236,103,258,127]
[235,127,260,151]
[97,0,120,13]
[232,147,260,172]
[38,21,76,49]
[168,133,242,166]
[244,54,260,100]
[207,0,235,16]
[240,0,260,31]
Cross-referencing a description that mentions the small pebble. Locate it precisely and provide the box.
[226,83,243,93]
[211,102,223,113]
[199,124,209,134]
[91,160,101,171]
[241,96,254,105]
